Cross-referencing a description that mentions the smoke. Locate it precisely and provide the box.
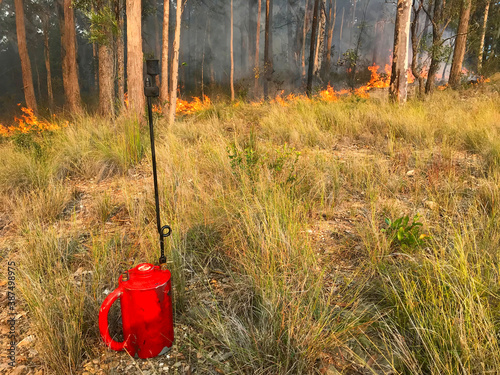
[1,0,476,117]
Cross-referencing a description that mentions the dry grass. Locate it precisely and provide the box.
[1,87,499,374]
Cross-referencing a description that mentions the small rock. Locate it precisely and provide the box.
[406,170,415,177]
[424,201,439,210]
[17,335,35,348]
[220,352,233,361]
[11,366,28,375]
[174,362,182,368]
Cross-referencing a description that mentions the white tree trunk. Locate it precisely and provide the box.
[168,0,183,124]
[389,0,412,104]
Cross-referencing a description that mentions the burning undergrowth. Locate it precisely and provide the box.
[0,105,67,138]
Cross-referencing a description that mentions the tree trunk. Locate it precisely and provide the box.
[116,0,125,111]
[314,1,323,75]
[301,0,310,80]
[249,0,257,69]
[126,0,145,119]
[418,3,431,64]
[425,0,450,94]
[161,0,170,106]
[349,0,356,48]
[263,0,272,100]
[154,2,160,59]
[411,3,425,97]
[254,0,262,96]
[15,0,37,112]
[389,0,412,103]
[269,0,273,67]
[307,0,320,96]
[42,14,54,110]
[337,5,344,63]
[287,0,293,70]
[93,42,98,92]
[372,22,380,65]
[322,0,336,80]
[201,16,208,97]
[61,0,82,113]
[168,0,182,124]
[448,0,471,88]
[477,0,490,72]
[425,0,441,94]
[35,59,42,102]
[230,0,235,101]
[98,43,115,117]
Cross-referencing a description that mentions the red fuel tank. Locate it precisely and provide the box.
[98,263,174,358]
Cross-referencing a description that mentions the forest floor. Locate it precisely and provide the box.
[1,82,500,374]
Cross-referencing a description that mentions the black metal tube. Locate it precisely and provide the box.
[146,96,166,264]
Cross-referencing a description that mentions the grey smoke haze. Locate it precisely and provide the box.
[0,0,461,117]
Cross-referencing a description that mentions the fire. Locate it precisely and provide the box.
[148,95,211,115]
[367,64,391,89]
[175,95,211,115]
[270,91,304,105]
[267,64,398,106]
[407,69,415,84]
[318,85,339,102]
[0,105,63,137]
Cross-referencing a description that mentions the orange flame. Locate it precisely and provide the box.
[0,105,63,137]
[175,95,211,115]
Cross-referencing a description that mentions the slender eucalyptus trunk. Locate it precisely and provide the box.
[263,0,272,99]
[115,0,125,111]
[254,0,262,96]
[314,1,324,75]
[154,2,160,59]
[337,6,344,64]
[126,0,145,119]
[249,0,256,69]
[389,0,412,104]
[42,14,54,109]
[287,0,293,70]
[61,0,82,113]
[411,3,425,97]
[307,0,320,96]
[322,0,336,80]
[230,0,235,101]
[98,42,115,117]
[448,0,471,88]
[477,0,490,72]
[15,0,37,112]
[168,0,182,124]
[161,0,170,106]
[301,0,310,80]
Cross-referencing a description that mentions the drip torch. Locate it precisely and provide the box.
[98,59,174,358]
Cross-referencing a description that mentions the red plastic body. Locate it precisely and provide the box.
[98,263,174,358]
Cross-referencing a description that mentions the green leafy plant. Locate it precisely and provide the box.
[382,214,430,250]
[268,143,301,184]
[227,131,260,181]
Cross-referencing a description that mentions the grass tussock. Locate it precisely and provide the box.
[2,88,500,374]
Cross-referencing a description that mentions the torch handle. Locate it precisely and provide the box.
[146,96,170,264]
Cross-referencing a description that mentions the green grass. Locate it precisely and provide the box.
[1,87,499,374]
